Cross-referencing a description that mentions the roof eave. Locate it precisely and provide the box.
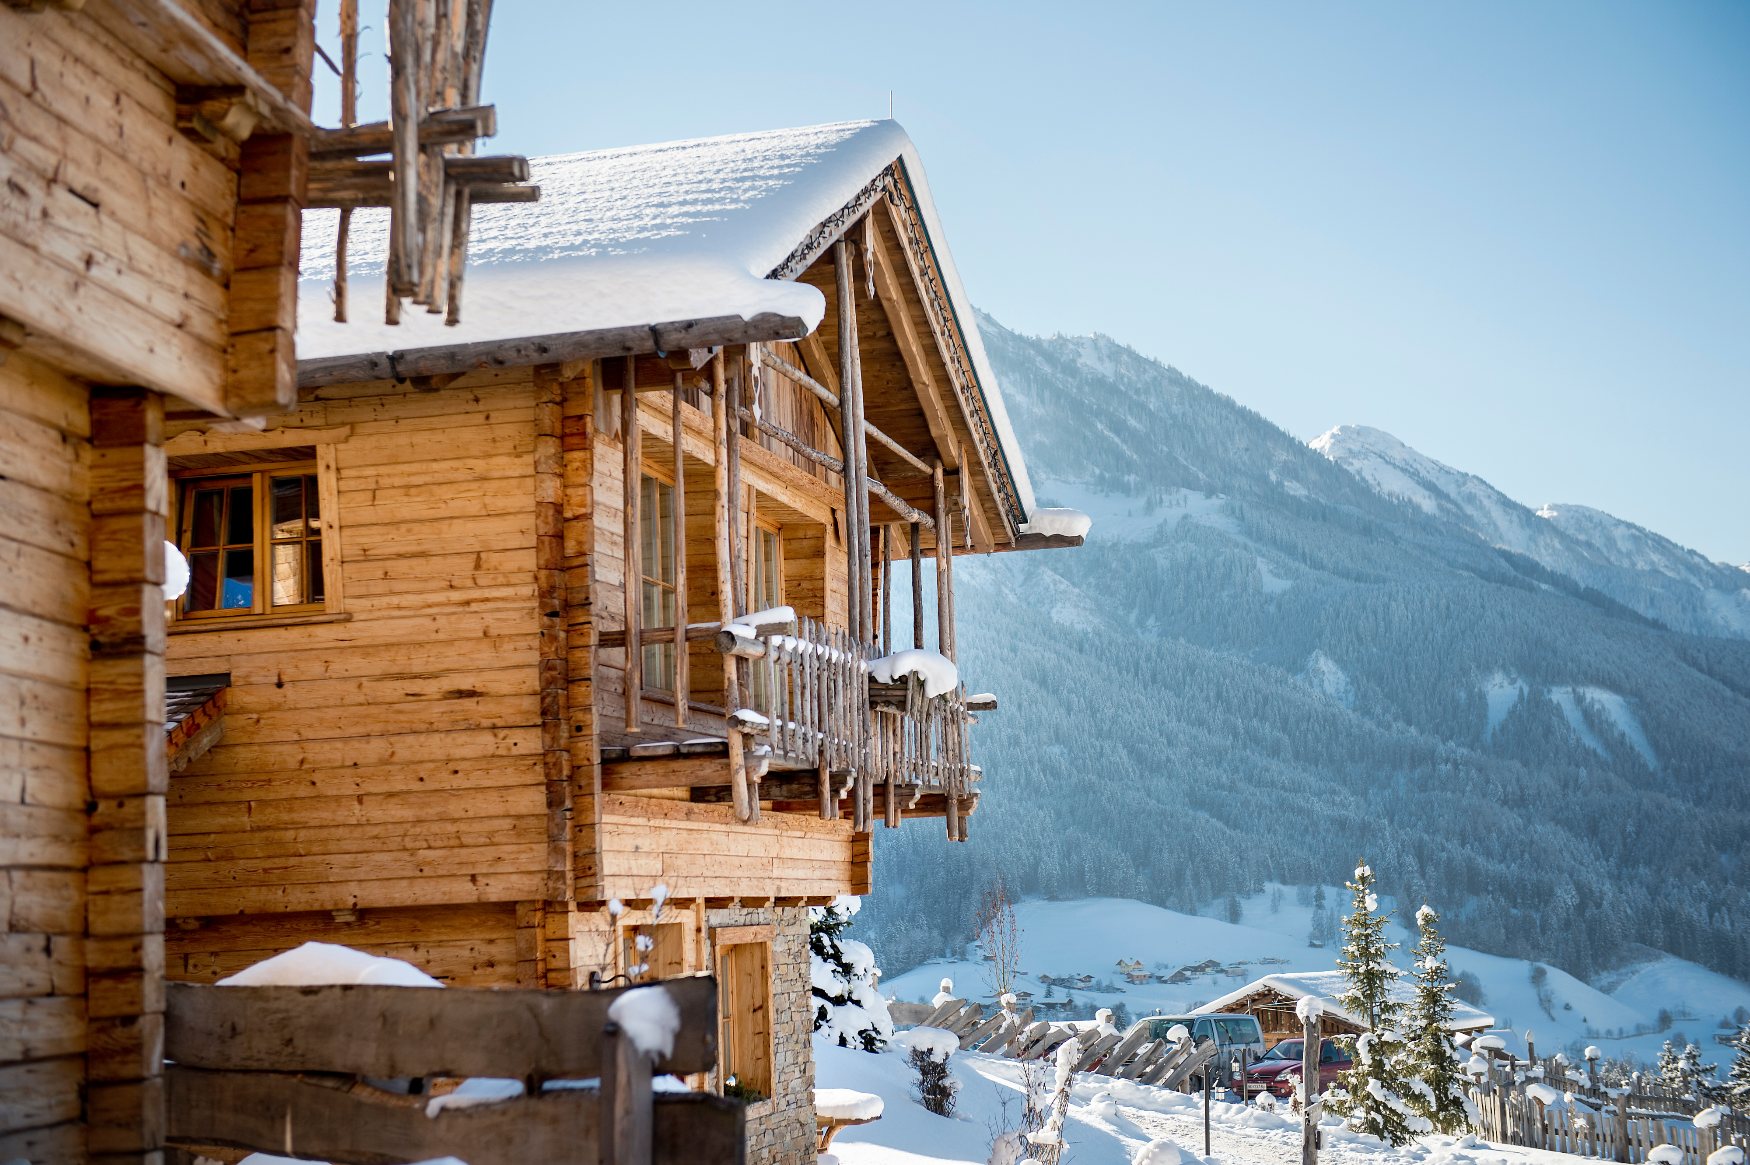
[297,311,811,390]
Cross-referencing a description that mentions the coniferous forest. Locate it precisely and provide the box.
[860,315,1750,985]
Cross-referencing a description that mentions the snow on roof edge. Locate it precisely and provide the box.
[1192,972,1495,1032]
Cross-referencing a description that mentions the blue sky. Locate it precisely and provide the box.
[318,2,1748,562]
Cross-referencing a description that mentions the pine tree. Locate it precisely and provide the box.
[808,896,893,1052]
[1404,905,1469,1134]
[1333,861,1421,1145]
[1725,1022,1750,1104]
[1677,1043,1719,1102]
[1656,1040,1683,1090]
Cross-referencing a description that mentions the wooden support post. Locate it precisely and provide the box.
[672,373,689,727]
[622,355,641,734]
[880,526,892,655]
[599,1022,654,1165]
[910,520,923,649]
[1301,1009,1320,1165]
[533,367,573,902]
[835,239,872,644]
[933,463,954,662]
[332,0,359,322]
[712,355,753,823]
[387,0,420,298]
[87,389,169,1161]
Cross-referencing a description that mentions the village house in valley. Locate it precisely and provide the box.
[1194,970,1495,1049]
[156,121,1082,1162]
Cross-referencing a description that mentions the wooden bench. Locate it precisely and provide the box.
[815,1087,883,1151]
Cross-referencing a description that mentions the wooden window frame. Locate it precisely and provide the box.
[638,468,680,695]
[714,933,774,1101]
[170,452,344,628]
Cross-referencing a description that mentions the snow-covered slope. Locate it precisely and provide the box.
[1312,425,1750,639]
[879,894,1750,1071]
[817,1034,1590,1165]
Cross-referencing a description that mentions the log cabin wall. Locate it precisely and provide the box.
[162,371,549,983]
[0,355,96,1164]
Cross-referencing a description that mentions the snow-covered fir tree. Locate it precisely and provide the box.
[1725,1022,1750,1104]
[809,895,893,1052]
[1404,904,1469,1134]
[1333,861,1423,1145]
[1657,1040,1684,1089]
[1678,1043,1720,1102]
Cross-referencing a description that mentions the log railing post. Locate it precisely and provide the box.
[712,354,752,822]
[909,519,924,649]
[835,238,872,644]
[671,373,689,727]
[933,462,953,663]
[622,354,641,734]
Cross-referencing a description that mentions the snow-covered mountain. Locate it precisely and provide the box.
[861,318,1750,996]
[1312,424,1750,639]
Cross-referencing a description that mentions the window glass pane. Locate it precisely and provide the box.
[271,541,305,607]
[225,485,254,544]
[643,643,675,692]
[189,487,224,548]
[186,551,221,611]
[307,539,325,604]
[271,475,306,538]
[222,548,255,610]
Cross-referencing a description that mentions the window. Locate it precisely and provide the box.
[175,464,325,619]
[716,936,772,1100]
[747,520,784,708]
[622,922,687,983]
[639,474,678,691]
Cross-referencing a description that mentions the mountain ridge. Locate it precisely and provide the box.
[861,314,1750,990]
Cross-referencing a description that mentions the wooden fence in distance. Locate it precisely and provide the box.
[163,974,743,1165]
[1465,1048,1749,1165]
[890,997,1219,1090]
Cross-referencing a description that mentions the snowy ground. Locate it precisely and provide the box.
[880,890,1750,1072]
[816,1036,1592,1165]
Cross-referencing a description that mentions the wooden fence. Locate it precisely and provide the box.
[1465,1049,1749,1165]
[890,997,1219,1090]
[163,974,743,1165]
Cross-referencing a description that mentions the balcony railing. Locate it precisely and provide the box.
[726,615,979,839]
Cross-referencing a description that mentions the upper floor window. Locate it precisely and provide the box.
[174,464,324,619]
[639,473,678,691]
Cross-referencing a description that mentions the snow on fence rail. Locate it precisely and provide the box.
[732,614,979,837]
[1464,1047,1749,1165]
[162,975,742,1165]
[888,997,1218,1090]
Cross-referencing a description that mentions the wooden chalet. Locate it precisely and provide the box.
[0,1,530,1161]
[156,120,1081,1163]
[1193,971,1495,1050]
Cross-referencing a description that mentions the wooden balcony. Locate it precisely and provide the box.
[599,616,982,839]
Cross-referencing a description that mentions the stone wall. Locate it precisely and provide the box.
[709,904,817,1165]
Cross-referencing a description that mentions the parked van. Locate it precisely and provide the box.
[1128,1013,1265,1059]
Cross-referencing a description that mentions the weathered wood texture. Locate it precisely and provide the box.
[167,1067,744,1165]
[0,5,238,411]
[165,376,548,920]
[0,354,92,1162]
[596,795,857,902]
[165,974,719,1077]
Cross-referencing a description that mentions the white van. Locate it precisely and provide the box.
[1128,1013,1266,1059]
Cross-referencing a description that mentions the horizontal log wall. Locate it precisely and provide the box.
[0,353,92,1164]
[165,373,548,921]
[0,5,239,412]
[596,795,857,902]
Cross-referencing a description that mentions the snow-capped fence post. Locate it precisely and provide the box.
[1299,996,1322,1165]
[600,1019,653,1165]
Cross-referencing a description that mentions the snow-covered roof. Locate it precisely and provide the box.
[297,119,1034,515]
[1192,971,1495,1032]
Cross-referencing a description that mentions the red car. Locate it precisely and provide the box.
[1235,1037,1352,1099]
